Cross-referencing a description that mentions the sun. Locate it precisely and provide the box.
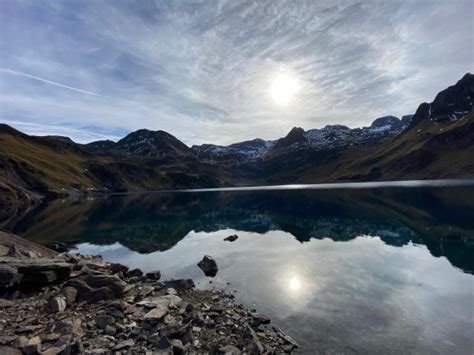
[289,276,301,290]
[269,72,299,105]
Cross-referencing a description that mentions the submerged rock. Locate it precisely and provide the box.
[197,255,219,277]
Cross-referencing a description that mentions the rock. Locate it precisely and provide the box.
[219,345,241,354]
[138,294,182,310]
[47,295,67,313]
[155,336,172,350]
[112,339,135,351]
[197,255,218,277]
[23,336,41,355]
[143,308,168,323]
[13,336,28,348]
[6,245,22,258]
[0,265,22,288]
[223,235,239,242]
[245,324,264,354]
[172,339,186,355]
[0,347,21,355]
[126,268,143,277]
[104,325,116,336]
[0,298,14,308]
[45,241,69,252]
[0,257,72,289]
[65,273,126,303]
[95,315,114,330]
[61,286,77,305]
[163,279,195,290]
[145,270,161,280]
[252,314,271,327]
[109,263,129,274]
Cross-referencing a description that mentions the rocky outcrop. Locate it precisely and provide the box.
[0,250,298,354]
[0,257,72,289]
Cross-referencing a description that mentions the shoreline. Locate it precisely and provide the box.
[0,232,298,354]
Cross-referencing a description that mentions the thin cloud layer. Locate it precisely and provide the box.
[0,0,472,144]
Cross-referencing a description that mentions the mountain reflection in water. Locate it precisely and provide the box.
[10,185,474,274]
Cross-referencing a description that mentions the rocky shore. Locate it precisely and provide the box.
[0,233,298,354]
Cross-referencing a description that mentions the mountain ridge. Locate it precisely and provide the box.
[0,73,473,217]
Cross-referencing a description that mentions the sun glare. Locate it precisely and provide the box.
[289,276,301,291]
[269,72,299,105]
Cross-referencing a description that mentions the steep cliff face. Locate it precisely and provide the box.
[410,73,474,126]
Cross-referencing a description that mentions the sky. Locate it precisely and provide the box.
[0,0,473,145]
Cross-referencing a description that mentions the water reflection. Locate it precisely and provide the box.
[6,184,473,354]
[8,185,474,274]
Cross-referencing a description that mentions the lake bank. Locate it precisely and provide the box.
[0,232,297,354]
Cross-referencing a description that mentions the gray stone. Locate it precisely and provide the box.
[47,296,67,313]
[155,336,172,349]
[0,257,72,289]
[104,325,116,336]
[0,298,14,308]
[143,308,168,323]
[172,339,185,355]
[145,270,161,280]
[95,315,114,330]
[23,336,41,355]
[126,268,143,277]
[219,345,241,354]
[61,286,77,305]
[109,263,129,274]
[112,339,135,350]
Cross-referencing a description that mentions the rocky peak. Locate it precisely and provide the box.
[371,116,400,129]
[274,127,308,149]
[411,73,474,126]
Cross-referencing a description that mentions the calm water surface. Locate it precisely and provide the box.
[10,181,474,354]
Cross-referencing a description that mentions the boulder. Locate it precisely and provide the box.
[0,257,72,289]
[197,255,218,277]
[146,270,161,280]
[223,235,239,242]
[127,268,143,277]
[109,263,128,274]
[65,273,127,303]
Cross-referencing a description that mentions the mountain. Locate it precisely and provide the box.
[410,73,473,126]
[0,73,473,212]
[83,129,194,162]
[194,115,412,166]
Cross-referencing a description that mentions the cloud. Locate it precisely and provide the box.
[0,0,472,145]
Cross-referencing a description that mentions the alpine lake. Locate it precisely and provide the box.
[10,180,474,354]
